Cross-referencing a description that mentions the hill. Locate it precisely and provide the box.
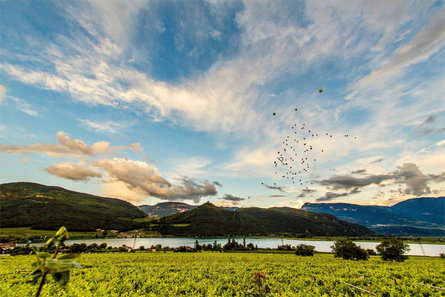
[138,202,197,217]
[0,182,147,231]
[156,202,374,237]
[301,197,445,236]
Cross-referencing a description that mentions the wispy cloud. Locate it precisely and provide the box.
[79,119,130,134]
[220,194,245,202]
[0,131,142,158]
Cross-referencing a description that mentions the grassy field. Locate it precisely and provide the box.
[1,252,444,296]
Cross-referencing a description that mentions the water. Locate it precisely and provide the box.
[30,237,444,257]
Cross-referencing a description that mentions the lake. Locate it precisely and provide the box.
[33,237,444,257]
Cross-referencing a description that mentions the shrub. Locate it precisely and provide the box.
[295,244,315,256]
[366,249,377,256]
[439,253,445,259]
[331,239,369,260]
[376,238,410,262]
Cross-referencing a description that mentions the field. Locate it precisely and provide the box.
[1,253,444,296]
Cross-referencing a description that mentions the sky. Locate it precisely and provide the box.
[1,0,445,208]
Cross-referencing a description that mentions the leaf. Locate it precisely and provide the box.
[36,252,51,259]
[51,271,70,286]
[55,226,68,242]
[57,253,80,260]
[46,259,82,272]
[45,237,55,247]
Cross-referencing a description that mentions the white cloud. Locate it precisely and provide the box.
[437,140,445,147]
[79,119,129,134]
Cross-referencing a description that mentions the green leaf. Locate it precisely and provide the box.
[46,259,82,272]
[51,271,70,286]
[36,252,51,259]
[57,253,80,260]
[55,226,68,242]
[45,237,55,247]
[55,226,67,237]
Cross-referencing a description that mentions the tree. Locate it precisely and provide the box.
[295,244,315,256]
[376,238,410,262]
[331,239,369,260]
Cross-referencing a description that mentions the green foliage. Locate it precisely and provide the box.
[2,253,444,296]
[0,182,146,231]
[331,239,369,260]
[376,238,410,262]
[29,227,81,297]
[295,244,315,256]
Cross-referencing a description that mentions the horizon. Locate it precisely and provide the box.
[1,1,445,209]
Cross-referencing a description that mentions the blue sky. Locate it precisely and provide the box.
[1,0,444,208]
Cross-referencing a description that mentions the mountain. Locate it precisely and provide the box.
[389,197,444,226]
[138,202,197,217]
[155,202,374,237]
[0,182,147,231]
[138,202,239,217]
[301,197,445,236]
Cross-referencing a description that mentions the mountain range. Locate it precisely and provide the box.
[2,182,442,236]
[301,197,445,236]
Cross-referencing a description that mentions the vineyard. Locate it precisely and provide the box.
[1,252,444,296]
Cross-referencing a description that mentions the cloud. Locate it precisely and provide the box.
[95,158,217,203]
[0,86,37,115]
[437,140,445,147]
[268,194,287,198]
[79,119,129,134]
[297,188,315,198]
[262,183,285,192]
[370,158,384,164]
[0,131,143,158]
[414,115,445,137]
[213,181,222,187]
[316,192,349,202]
[353,4,445,92]
[351,169,366,174]
[172,157,211,177]
[318,162,445,196]
[46,162,102,181]
[220,194,245,202]
[0,85,6,103]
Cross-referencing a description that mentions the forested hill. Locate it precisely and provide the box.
[0,182,146,231]
[156,202,374,237]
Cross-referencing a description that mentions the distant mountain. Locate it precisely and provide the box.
[0,182,147,231]
[301,197,445,236]
[138,202,197,217]
[155,202,374,237]
[138,202,239,217]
